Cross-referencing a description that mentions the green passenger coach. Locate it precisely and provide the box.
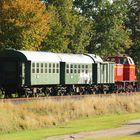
[0,49,115,97]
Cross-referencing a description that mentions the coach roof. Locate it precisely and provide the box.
[0,50,103,63]
[20,50,61,62]
[57,53,97,64]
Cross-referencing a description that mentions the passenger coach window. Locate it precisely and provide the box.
[86,65,88,73]
[78,69,80,73]
[66,64,70,73]
[49,63,51,73]
[70,64,73,73]
[36,63,39,73]
[32,63,35,73]
[53,63,55,73]
[74,65,77,73]
[41,63,43,73]
[45,63,47,73]
[56,63,59,73]
[78,65,81,73]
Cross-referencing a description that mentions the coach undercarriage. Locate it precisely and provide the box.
[1,81,137,98]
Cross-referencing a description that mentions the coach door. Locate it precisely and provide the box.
[0,60,19,87]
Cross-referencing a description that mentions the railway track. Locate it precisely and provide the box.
[0,92,138,103]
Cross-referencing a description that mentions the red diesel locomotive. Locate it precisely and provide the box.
[108,55,137,92]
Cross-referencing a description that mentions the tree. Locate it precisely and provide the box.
[126,0,140,71]
[74,0,132,57]
[41,0,92,53]
[0,0,49,50]
[41,5,69,52]
[66,14,93,53]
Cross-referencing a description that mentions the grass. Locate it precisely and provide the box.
[1,94,140,133]
[0,112,140,140]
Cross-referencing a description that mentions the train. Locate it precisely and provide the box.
[0,49,137,98]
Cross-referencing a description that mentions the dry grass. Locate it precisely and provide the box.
[0,94,140,133]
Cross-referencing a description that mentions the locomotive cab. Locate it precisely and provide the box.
[123,56,136,81]
[107,55,137,92]
[107,55,136,82]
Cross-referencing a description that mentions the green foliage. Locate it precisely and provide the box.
[126,0,140,71]
[0,0,49,50]
[0,0,139,66]
[74,0,132,57]
[41,5,69,52]
[41,0,92,53]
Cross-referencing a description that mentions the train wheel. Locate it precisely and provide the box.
[44,88,51,96]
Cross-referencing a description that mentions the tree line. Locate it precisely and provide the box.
[0,0,140,70]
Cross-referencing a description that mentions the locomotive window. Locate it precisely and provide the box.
[119,58,123,64]
[129,58,133,64]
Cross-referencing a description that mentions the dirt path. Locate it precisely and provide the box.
[43,119,140,140]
